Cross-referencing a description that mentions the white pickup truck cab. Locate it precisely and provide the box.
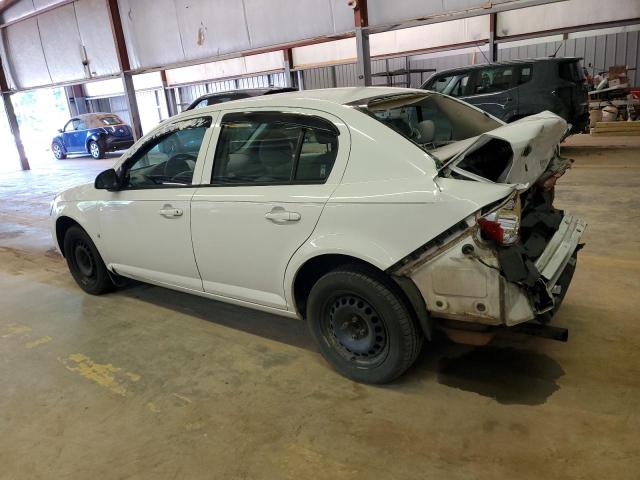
[51,87,585,384]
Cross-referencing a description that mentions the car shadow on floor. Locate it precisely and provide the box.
[118,282,565,404]
[118,281,317,352]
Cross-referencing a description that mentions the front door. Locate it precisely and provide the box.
[98,115,215,291]
[465,65,519,121]
[62,119,82,152]
[190,109,349,310]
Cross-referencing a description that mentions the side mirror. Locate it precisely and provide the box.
[95,169,120,191]
[58,128,63,133]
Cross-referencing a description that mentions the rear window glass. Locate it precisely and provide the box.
[100,115,123,125]
[356,93,501,154]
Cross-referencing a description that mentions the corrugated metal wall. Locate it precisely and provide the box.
[298,29,640,89]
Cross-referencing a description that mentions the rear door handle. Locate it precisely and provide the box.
[265,207,301,223]
[159,206,183,217]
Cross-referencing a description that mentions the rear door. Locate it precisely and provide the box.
[465,65,518,121]
[190,108,350,310]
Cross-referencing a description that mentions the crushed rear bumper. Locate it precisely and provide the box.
[399,214,586,328]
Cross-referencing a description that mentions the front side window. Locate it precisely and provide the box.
[64,120,77,132]
[474,66,515,94]
[428,74,456,93]
[211,112,338,185]
[449,74,471,97]
[121,117,211,188]
[75,120,87,130]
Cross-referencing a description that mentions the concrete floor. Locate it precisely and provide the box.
[1,139,639,479]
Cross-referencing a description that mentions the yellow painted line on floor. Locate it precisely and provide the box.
[24,336,52,349]
[1,323,32,338]
[172,393,193,404]
[59,353,141,397]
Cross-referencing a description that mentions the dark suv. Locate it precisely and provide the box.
[186,87,297,110]
[422,57,589,132]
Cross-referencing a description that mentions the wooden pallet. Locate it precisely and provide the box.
[590,121,640,136]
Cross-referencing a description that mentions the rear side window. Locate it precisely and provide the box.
[474,66,514,94]
[211,112,338,185]
[518,65,533,85]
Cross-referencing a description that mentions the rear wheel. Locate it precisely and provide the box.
[52,142,66,160]
[89,140,105,159]
[63,226,114,295]
[307,265,423,384]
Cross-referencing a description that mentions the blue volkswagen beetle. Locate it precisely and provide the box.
[51,113,135,160]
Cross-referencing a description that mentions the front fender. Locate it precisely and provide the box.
[51,185,105,260]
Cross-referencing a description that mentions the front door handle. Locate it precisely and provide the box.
[265,207,301,223]
[159,206,183,217]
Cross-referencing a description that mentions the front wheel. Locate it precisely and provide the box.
[89,140,105,159]
[307,265,423,384]
[63,226,114,295]
[52,142,66,160]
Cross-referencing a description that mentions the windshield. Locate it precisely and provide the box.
[354,93,501,156]
[99,115,123,125]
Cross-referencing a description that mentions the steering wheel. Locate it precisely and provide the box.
[164,153,196,180]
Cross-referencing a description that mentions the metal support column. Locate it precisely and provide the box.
[355,27,371,86]
[1,51,29,171]
[296,70,305,91]
[121,72,142,139]
[160,70,178,117]
[354,0,371,86]
[107,0,142,139]
[489,13,498,63]
[283,49,297,89]
[2,92,29,171]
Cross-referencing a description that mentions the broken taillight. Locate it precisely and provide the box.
[478,195,521,245]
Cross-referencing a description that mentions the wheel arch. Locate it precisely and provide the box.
[290,253,432,340]
[55,216,82,256]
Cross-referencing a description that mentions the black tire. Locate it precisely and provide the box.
[307,265,423,384]
[89,140,105,159]
[63,225,114,295]
[52,142,66,160]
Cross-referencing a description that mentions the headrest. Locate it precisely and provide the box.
[417,120,435,143]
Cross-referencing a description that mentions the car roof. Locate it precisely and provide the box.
[74,112,120,120]
[428,57,583,77]
[189,87,423,111]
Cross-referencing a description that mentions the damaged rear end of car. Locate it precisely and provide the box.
[389,111,586,345]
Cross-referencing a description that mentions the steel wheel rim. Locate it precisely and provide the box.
[90,142,99,158]
[322,293,389,367]
[73,241,96,281]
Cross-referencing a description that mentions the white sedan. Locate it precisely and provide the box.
[51,87,585,384]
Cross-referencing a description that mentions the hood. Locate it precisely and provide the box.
[434,111,569,186]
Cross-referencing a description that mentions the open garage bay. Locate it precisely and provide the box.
[1,137,639,479]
